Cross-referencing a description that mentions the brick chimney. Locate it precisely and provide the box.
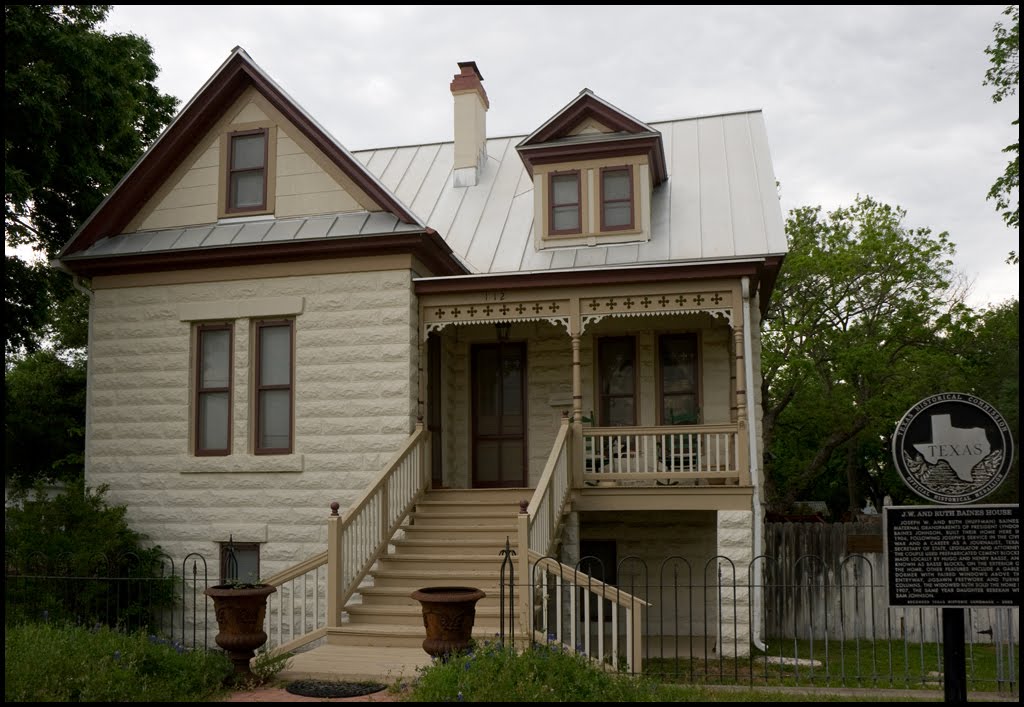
[450,61,488,187]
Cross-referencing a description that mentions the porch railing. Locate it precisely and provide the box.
[582,425,741,485]
[526,553,648,672]
[260,423,430,654]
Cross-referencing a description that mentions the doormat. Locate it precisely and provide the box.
[285,680,387,698]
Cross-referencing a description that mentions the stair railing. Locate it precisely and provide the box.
[259,423,430,654]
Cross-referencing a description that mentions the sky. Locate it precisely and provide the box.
[43,5,1024,308]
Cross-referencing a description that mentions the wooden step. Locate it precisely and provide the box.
[398,525,518,543]
[376,553,505,573]
[408,511,519,527]
[390,538,515,556]
[345,603,507,627]
[326,622,515,649]
[368,567,505,588]
[358,586,506,609]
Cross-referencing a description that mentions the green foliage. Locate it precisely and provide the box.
[4,622,232,702]
[5,349,87,487]
[4,480,176,631]
[3,4,177,354]
[763,196,973,514]
[244,646,294,688]
[982,5,1019,259]
[406,640,665,702]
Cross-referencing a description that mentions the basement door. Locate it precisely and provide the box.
[471,342,526,488]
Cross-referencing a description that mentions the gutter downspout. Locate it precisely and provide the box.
[742,276,767,652]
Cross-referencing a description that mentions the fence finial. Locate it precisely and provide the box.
[519,499,528,514]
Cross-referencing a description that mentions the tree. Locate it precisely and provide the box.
[983,5,1019,263]
[4,5,177,355]
[4,350,87,488]
[762,196,972,515]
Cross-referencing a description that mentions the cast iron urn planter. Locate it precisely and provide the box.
[411,586,486,659]
[204,583,277,676]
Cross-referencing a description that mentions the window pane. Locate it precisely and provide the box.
[231,134,265,170]
[259,325,291,386]
[552,174,578,205]
[603,170,630,200]
[604,202,632,228]
[200,329,230,388]
[476,441,499,482]
[552,205,579,231]
[231,171,264,208]
[604,397,635,427]
[660,336,697,392]
[259,389,290,449]
[199,392,229,450]
[222,544,259,584]
[600,339,635,395]
[663,395,698,424]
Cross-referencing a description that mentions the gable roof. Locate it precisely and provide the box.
[516,89,668,184]
[58,47,422,259]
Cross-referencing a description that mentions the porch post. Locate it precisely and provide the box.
[570,324,584,489]
[327,502,343,628]
[733,325,751,486]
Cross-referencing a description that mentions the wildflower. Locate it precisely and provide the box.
[42,610,49,621]
[464,661,471,671]
[113,650,122,662]
[457,691,465,702]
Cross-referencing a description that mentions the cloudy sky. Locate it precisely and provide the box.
[94,5,1018,309]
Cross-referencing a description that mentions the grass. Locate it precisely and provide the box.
[4,622,233,702]
[400,640,951,702]
[644,638,1013,693]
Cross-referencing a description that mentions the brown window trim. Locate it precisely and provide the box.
[254,319,294,455]
[597,335,637,427]
[548,170,582,236]
[657,333,700,425]
[599,164,635,232]
[195,322,233,456]
[225,128,268,215]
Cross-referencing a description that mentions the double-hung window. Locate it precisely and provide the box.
[597,336,636,427]
[254,320,294,454]
[659,334,699,424]
[549,171,581,235]
[226,128,268,213]
[600,166,633,231]
[195,323,232,455]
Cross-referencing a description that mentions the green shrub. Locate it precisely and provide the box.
[405,640,664,702]
[4,622,232,702]
[4,480,176,632]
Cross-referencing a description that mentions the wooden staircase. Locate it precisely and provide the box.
[326,487,529,648]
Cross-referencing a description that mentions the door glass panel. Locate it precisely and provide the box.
[500,442,523,484]
[475,441,499,483]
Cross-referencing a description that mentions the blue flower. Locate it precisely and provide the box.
[457,691,465,702]
[113,650,122,662]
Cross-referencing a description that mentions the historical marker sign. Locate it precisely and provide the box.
[884,504,1020,607]
[891,393,1014,504]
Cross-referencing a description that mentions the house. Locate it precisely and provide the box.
[56,49,787,665]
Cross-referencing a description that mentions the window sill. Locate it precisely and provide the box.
[181,453,304,473]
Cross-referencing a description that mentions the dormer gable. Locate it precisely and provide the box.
[516,90,668,249]
[58,47,422,259]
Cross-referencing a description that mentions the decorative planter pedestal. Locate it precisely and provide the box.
[204,584,277,677]
[411,586,486,660]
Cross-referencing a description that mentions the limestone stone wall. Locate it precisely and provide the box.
[85,267,418,578]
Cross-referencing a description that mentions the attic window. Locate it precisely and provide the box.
[549,171,581,235]
[600,166,633,231]
[226,129,268,213]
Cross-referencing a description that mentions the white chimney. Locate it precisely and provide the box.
[450,61,488,187]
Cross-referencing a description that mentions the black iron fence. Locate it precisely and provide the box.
[6,548,1019,697]
[499,552,1019,697]
[5,550,217,650]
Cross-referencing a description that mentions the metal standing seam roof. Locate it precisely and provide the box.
[66,109,787,274]
[353,110,788,275]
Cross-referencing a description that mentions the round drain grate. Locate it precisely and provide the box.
[285,679,387,699]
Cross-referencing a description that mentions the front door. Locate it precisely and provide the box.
[471,342,526,488]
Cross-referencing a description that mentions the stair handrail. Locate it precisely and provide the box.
[328,423,431,627]
[256,424,429,654]
[523,412,572,559]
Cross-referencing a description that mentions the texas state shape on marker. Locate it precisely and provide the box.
[912,414,990,482]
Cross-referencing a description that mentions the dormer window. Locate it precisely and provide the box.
[549,171,582,235]
[600,166,633,231]
[226,128,268,213]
